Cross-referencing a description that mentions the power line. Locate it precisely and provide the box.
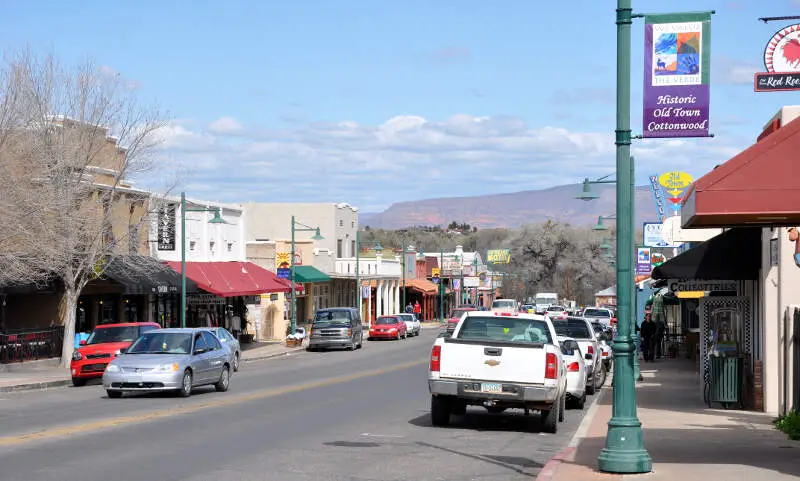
[759,15,800,23]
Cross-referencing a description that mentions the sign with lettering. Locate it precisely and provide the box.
[649,175,667,221]
[276,268,290,279]
[157,203,176,251]
[754,72,800,92]
[442,257,462,275]
[464,276,480,288]
[764,23,800,73]
[636,247,652,276]
[277,251,302,267]
[668,279,737,293]
[643,222,681,248]
[643,13,712,138]
[487,249,511,264]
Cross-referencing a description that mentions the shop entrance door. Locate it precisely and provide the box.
[699,296,752,384]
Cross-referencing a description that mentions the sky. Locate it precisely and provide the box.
[2,0,799,212]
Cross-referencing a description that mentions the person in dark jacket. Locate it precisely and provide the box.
[640,317,656,361]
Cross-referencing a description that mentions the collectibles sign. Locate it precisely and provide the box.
[643,13,712,138]
[755,23,800,92]
[668,279,737,293]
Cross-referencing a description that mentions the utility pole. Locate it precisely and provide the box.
[439,244,444,321]
[402,238,407,308]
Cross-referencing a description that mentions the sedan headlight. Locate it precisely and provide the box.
[153,363,180,372]
[71,351,82,361]
[105,364,120,373]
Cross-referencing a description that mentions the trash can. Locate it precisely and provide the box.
[708,356,742,409]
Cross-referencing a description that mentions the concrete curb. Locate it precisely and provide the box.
[535,380,609,481]
[241,346,306,363]
[0,378,72,393]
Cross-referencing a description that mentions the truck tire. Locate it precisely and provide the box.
[558,395,565,422]
[586,373,597,395]
[451,402,467,416]
[541,401,559,434]
[431,396,451,426]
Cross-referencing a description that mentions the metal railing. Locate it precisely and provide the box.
[0,326,64,363]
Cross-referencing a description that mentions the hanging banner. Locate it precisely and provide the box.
[643,13,712,138]
[636,247,652,276]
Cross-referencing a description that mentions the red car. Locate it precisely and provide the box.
[70,322,160,386]
[446,307,477,334]
[368,316,407,340]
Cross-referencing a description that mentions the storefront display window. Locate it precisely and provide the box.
[708,307,741,357]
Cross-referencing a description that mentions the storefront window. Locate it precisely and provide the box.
[708,307,741,356]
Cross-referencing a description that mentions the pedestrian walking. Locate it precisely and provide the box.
[405,302,413,314]
[640,316,656,362]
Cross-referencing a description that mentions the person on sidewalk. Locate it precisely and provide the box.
[405,302,414,314]
[413,301,421,320]
[640,316,656,362]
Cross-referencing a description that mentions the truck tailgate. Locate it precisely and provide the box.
[439,340,548,384]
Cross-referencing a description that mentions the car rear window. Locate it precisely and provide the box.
[456,316,552,344]
[491,300,516,310]
[583,309,610,317]
[451,309,473,319]
[553,319,593,339]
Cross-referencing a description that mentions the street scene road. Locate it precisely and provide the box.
[0,329,593,481]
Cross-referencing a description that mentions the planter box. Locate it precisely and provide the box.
[285,338,302,348]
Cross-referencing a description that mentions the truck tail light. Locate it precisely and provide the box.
[587,345,595,356]
[567,362,580,372]
[430,345,441,372]
[602,350,609,357]
[545,352,558,379]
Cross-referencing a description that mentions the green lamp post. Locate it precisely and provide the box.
[290,216,324,336]
[179,192,227,329]
[595,0,651,472]
[593,214,617,231]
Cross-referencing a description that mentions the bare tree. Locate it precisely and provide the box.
[0,50,167,368]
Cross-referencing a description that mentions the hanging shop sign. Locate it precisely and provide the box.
[188,294,227,306]
[643,13,712,138]
[755,23,800,92]
[667,279,737,293]
[464,276,480,288]
[643,222,682,248]
[157,203,176,251]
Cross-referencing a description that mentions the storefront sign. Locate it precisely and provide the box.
[188,294,227,306]
[276,268,290,279]
[755,24,800,92]
[152,284,178,294]
[636,247,652,275]
[464,276,479,288]
[277,251,302,267]
[242,295,260,304]
[441,257,462,275]
[157,203,176,251]
[361,285,370,299]
[668,279,737,292]
[643,222,681,248]
[487,249,511,264]
[643,13,712,138]
[649,175,667,221]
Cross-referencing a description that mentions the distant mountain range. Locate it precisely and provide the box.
[361,183,666,229]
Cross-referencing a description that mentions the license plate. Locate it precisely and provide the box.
[481,382,502,393]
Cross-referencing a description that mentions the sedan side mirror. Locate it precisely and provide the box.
[79,340,87,346]
[585,353,593,360]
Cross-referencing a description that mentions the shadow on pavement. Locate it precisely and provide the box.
[408,407,546,433]
[415,440,542,477]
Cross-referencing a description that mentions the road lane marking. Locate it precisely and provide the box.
[0,358,428,447]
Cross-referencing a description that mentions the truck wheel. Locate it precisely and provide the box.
[558,395,566,422]
[430,396,451,426]
[451,402,466,416]
[487,406,506,414]
[586,374,597,395]
[577,393,586,410]
[541,401,559,434]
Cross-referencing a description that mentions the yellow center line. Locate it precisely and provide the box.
[0,358,428,447]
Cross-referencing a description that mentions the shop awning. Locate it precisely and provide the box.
[651,227,761,280]
[292,266,330,283]
[403,278,438,294]
[682,116,800,228]
[103,255,199,295]
[165,261,291,297]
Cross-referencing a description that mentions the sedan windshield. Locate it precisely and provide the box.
[553,319,593,339]
[314,310,351,325]
[375,317,399,325]
[127,332,193,354]
[583,308,610,317]
[456,316,552,344]
[87,326,139,345]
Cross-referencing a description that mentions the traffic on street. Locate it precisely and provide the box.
[0,322,604,481]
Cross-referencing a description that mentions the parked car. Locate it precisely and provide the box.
[591,322,614,371]
[199,327,241,372]
[545,305,568,320]
[102,328,231,398]
[551,316,605,394]
[368,316,408,340]
[557,336,587,409]
[396,313,421,336]
[308,307,363,351]
[445,307,477,334]
[520,304,536,314]
[490,298,518,314]
[582,307,616,329]
[428,311,567,433]
[70,322,160,387]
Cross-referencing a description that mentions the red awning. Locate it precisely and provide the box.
[165,261,291,297]
[682,116,800,228]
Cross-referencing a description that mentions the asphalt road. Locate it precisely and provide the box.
[0,329,596,481]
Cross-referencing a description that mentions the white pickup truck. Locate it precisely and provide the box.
[427,311,568,433]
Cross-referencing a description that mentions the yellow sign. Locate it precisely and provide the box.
[658,171,694,197]
[276,252,291,269]
[487,249,511,264]
[432,267,440,278]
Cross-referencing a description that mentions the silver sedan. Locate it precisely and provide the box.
[102,328,231,398]
[199,327,241,372]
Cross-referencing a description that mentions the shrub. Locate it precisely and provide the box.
[774,411,800,440]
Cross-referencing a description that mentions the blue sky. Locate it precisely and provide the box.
[2,0,799,212]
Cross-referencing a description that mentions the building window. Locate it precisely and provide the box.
[351,240,355,258]
[339,220,343,227]
[190,241,196,251]
[227,242,233,252]
[351,221,355,228]
[337,239,343,258]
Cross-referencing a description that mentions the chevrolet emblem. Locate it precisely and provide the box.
[485,359,500,366]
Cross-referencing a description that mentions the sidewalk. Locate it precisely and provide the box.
[0,339,309,393]
[542,359,800,481]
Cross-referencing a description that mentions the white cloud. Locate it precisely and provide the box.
[208,116,244,135]
[139,113,751,211]
[714,56,759,85]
